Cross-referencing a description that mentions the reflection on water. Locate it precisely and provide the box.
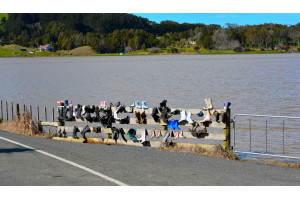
[0,54,300,161]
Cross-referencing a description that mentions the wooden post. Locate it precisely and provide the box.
[11,102,14,119]
[52,108,54,122]
[16,104,20,120]
[23,105,25,113]
[6,101,8,121]
[1,100,3,121]
[223,109,231,149]
[30,105,32,117]
[44,107,47,121]
[37,106,40,121]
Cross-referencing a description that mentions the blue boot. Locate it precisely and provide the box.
[168,120,175,130]
[173,120,181,130]
[135,101,142,109]
[141,101,149,109]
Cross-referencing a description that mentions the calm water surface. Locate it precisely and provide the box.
[0,54,299,161]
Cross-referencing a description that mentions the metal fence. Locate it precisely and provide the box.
[233,114,300,160]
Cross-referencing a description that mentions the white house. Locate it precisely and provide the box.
[39,44,54,52]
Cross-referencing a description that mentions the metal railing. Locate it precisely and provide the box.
[233,114,300,160]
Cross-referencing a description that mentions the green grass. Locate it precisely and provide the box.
[0,13,9,29]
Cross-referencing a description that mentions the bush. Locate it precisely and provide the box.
[244,48,251,52]
[149,47,161,53]
[261,48,265,51]
[233,47,243,52]
[171,47,178,53]
[297,48,300,52]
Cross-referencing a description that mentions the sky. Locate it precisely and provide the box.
[1,0,299,27]
[132,13,300,27]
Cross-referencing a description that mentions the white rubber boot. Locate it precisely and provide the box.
[139,129,147,144]
[186,111,194,124]
[200,110,211,123]
[178,110,187,122]
[203,98,213,110]
[113,110,120,120]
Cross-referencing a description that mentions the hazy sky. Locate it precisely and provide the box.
[133,13,300,27]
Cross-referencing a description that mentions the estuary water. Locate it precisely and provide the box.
[0,54,299,161]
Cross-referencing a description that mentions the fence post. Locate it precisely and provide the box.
[45,107,47,121]
[11,102,14,120]
[37,106,40,121]
[6,101,8,121]
[30,105,32,117]
[1,100,3,121]
[16,104,20,120]
[52,108,55,122]
[223,108,231,149]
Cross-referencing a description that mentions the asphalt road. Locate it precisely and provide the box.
[0,130,300,186]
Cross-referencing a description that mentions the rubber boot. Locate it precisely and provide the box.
[76,104,83,120]
[226,102,231,110]
[162,130,170,143]
[120,116,130,124]
[178,110,187,122]
[186,111,194,124]
[141,101,149,109]
[174,132,179,140]
[221,111,226,123]
[150,130,155,139]
[160,108,169,123]
[127,128,138,141]
[204,98,213,110]
[81,125,91,139]
[140,111,147,124]
[214,111,220,122]
[197,111,204,117]
[95,106,100,121]
[173,120,181,130]
[57,107,63,120]
[113,110,120,120]
[67,105,74,121]
[62,106,68,120]
[155,130,162,138]
[200,110,211,123]
[62,129,67,138]
[72,126,80,139]
[168,120,174,130]
[138,129,147,144]
[135,101,142,109]
[111,127,119,140]
[57,128,62,137]
[179,131,186,139]
[118,128,127,142]
[159,100,167,112]
[152,107,160,123]
[135,111,141,124]
[170,109,180,115]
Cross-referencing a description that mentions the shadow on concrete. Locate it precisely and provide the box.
[0,148,35,153]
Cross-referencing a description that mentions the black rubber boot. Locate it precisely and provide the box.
[67,106,74,121]
[76,104,83,120]
[57,128,62,137]
[152,107,160,123]
[170,109,180,115]
[159,100,167,112]
[72,126,80,139]
[62,106,68,120]
[62,129,67,138]
[81,125,91,139]
[111,127,119,140]
[119,128,127,142]
[95,106,100,121]
[57,107,63,120]
[120,116,130,124]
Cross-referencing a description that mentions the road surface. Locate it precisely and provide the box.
[0,130,299,186]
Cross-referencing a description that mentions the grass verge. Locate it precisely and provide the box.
[157,143,239,160]
[0,111,52,139]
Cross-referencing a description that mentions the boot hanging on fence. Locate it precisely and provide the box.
[120,116,130,124]
[57,107,63,120]
[72,126,80,139]
[111,127,119,140]
[62,129,67,138]
[67,105,74,121]
[151,107,160,123]
[140,111,147,124]
[62,106,68,120]
[138,129,147,144]
[95,106,100,121]
[76,104,84,120]
[57,128,62,137]
[118,128,127,142]
[135,111,141,124]
[81,125,91,139]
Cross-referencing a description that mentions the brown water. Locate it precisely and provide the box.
[1,54,300,160]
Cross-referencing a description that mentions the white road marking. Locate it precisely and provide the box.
[0,135,129,186]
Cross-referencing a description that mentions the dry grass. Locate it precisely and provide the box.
[262,160,300,170]
[0,111,52,139]
[157,144,239,160]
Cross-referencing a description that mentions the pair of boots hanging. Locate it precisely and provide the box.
[135,111,147,124]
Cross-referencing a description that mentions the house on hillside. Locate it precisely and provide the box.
[39,44,54,52]
[188,40,196,46]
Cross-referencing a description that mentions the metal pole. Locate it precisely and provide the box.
[30,105,32,117]
[233,117,236,150]
[249,118,251,151]
[266,119,268,153]
[283,119,285,155]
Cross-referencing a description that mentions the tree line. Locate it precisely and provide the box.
[0,13,299,53]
